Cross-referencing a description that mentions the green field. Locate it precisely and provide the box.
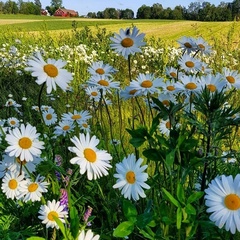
[1,14,240,45]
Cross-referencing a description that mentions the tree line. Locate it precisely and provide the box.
[0,0,240,21]
[88,1,240,21]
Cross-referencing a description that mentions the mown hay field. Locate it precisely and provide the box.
[1,15,240,45]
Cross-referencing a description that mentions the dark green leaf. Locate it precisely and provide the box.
[177,183,185,205]
[136,212,153,229]
[123,199,137,221]
[185,203,196,215]
[70,206,80,238]
[176,207,182,229]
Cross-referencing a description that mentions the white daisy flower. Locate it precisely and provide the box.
[5,123,45,162]
[87,75,120,92]
[19,175,49,202]
[200,73,226,93]
[88,60,116,77]
[165,66,184,80]
[110,26,146,59]
[7,117,19,128]
[222,67,240,89]
[1,171,27,200]
[157,93,177,108]
[177,36,197,54]
[78,229,100,240]
[159,119,171,136]
[42,108,58,126]
[61,110,91,125]
[38,199,68,229]
[80,122,91,133]
[178,54,202,73]
[195,37,212,55]
[160,79,178,95]
[85,86,101,101]
[175,75,202,95]
[113,153,150,201]
[54,120,74,136]
[68,133,112,180]
[222,151,237,164]
[120,86,138,100]
[129,73,162,96]
[0,154,42,178]
[204,174,240,234]
[25,51,73,94]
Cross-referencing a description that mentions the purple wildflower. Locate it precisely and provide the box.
[84,206,93,226]
[60,188,68,212]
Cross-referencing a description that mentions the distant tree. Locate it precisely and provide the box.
[186,1,202,20]
[19,1,40,14]
[103,8,119,19]
[160,7,171,19]
[46,5,55,15]
[151,3,163,19]
[51,0,62,9]
[169,5,183,19]
[231,0,240,19]
[3,0,18,14]
[34,0,41,9]
[96,11,103,18]
[136,4,151,19]
[0,1,4,13]
[87,12,96,18]
[120,8,134,19]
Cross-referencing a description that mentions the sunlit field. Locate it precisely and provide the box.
[0,15,240,239]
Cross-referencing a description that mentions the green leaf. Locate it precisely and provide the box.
[143,149,161,162]
[139,227,155,240]
[113,221,135,237]
[70,206,80,238]
[26,237,45,240]
[187,191,204,204]
[136,212,153,229]
[53,216,68,239]
[185,203,196,215]
[166,150,175,166]
[176,207,182,230]
[123,199,137,222]
[177,183,185,205]
[162,188,181,208]
[129,137,146,148]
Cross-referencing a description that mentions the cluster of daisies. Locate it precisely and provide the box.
[0,25,240,238]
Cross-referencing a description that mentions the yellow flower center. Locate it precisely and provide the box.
[19,137,32,149]
[185,61,195,68]
[126,171,136,184]
[28,183,39,192]
[71,114,81,120]
[165,121,171,129]
[198,44,205,50]
[96,68,105,75]
[166,86,175,91]
[170,72,177,78]
[8,179,18,189]
[46,114,52,120]
[47,211,59,221]
[141,80,153,88]
[129,89,137,95]
[63,125,70,131]
[43,64,58,78]
[207,84,216,92]
[98,79,109,86]
[226,76,235,84]
[91,91,98,96]
[224,194,240,210]
[162,100,170,106]
[184,42,192,48]
[10,120,16,125]
[84,148,97,163]
[82,123,88,128]
[121,38,134,48]
[185,82,197,90]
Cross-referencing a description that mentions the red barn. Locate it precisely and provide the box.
[54,8,78,17]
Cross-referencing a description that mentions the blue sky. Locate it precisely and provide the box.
[38,0,225,16]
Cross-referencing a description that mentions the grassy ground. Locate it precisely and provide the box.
[0,14,240,44]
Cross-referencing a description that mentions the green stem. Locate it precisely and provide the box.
[38,82,46,124]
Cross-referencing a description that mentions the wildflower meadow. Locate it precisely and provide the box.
[0,22,240,240]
